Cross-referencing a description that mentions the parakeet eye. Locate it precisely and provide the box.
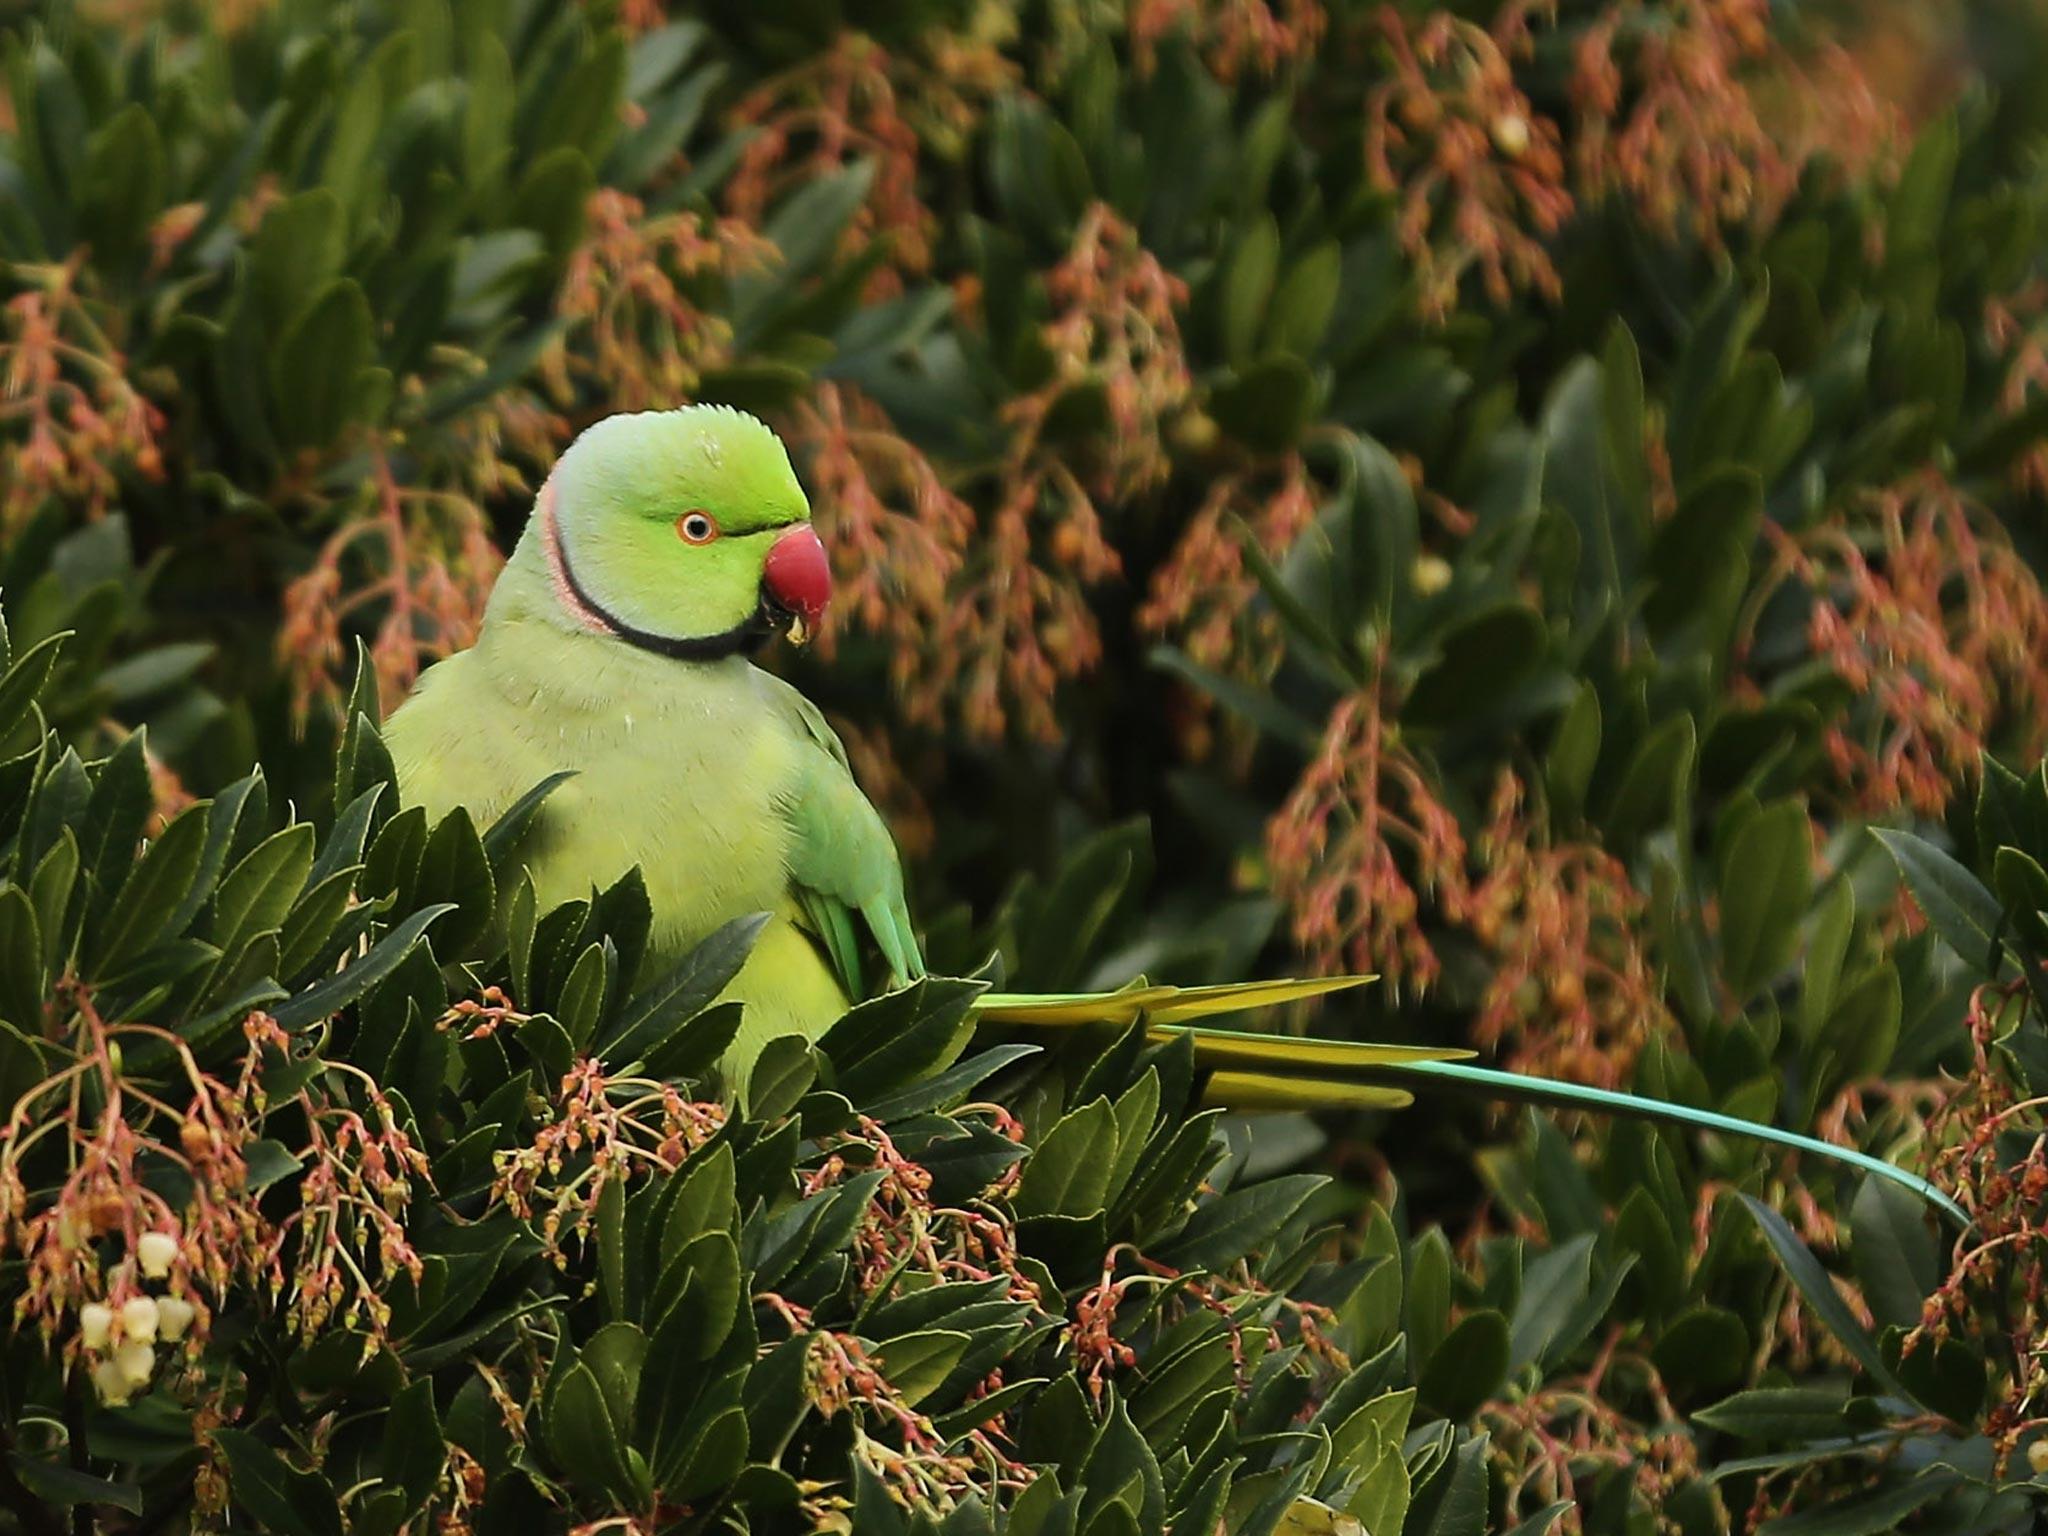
[676,511,719,544]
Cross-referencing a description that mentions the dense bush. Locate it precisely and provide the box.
[9,0,2048,1532]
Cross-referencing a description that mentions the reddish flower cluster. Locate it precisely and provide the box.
[753,1109,1039,1521]
[77,0,266,33]
[1032,204,1193,507]
[1129,0,1329,82]
[1905,982,2048,1466]
[0,256,165,530]
[804,1112,1039,1309]
[1570,0,1897,244]
[136,729,198,832]
[1266,685,1468,991]
[0,991,434,1403]
[1987,280,2048,500]
[933,466,1114,744]
[1481,1326,1703,1530]
[278,445,503,722]
[549,190,770,411]
[1071,1240,1349,1412]
[1461,773,1670,1089]
[930,205,1189,741]
[491,1057,727,1267]
[1068,1251,1147,1405]
[1364,3,1572,319]
[1361,0,1895,320]
[271,1054,433,1341]
[442,387,571,508]
[759,1294,1031,1524]
[725,34,942,293]
[783,383,973,683]
[1764,474,2048,817]
[1139,456,1320,673]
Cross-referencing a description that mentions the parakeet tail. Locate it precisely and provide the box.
[973,977,1965,1225]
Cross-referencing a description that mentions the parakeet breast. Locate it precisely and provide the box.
[385,598,795,967]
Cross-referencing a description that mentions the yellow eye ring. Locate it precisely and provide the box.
[676,510,719,544]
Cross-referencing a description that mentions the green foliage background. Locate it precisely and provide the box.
[8,0,2048,1532]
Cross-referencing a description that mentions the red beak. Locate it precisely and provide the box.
[762,523,831,637]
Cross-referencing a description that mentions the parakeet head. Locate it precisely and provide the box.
[532,406,830,658]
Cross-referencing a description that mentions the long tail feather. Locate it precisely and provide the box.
[975,977,1965,1225]
[1373,1059,1965,1225]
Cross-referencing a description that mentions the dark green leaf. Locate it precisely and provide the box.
[862,1044,1039,1121]
[605,912,766,1063]
[271,280,376,448]
[1740,1196,1907,1397]
[1695,1387,1871,1441]
[480,771,575,876]
[748,1035,817,1121]
[1755,1472,1957,1535]
[1649,1306,1749,1397]
[1416,1312,1509,1421]
[9,1457,143,1514]
[213,824,316,956]
[270,903,456,1030]
[413,808,494,958]
[0,887,43,1032]
[820,973,982,1101]
[1870,829,2005,973]
[0,632,68,742]
[1154,1174,1325,1272]
[1718,799,1812,995]
[214,1430,345,1536]
[92,801,211,976]
[378,1380,443,1516]
[1508,1235,1595,1371]
[545,1362,636,1501]
[1408,1429,1490,1536]
[1013,1098,1119,1220]
[868,1330,972,1407]
[1849,1174,1939,1333]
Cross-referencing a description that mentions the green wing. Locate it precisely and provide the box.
[766,675,924,996]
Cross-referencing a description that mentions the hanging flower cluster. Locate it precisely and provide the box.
[0,256,164,530]
[1266,684,1469,991]
[1364,3,1573,319]
[1761,473,2048,817]
[1,994,431,1401]
[1461,772,1670,1090]
[1129,0,1329,81]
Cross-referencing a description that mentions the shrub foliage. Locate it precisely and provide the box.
[7,1,2048,1533]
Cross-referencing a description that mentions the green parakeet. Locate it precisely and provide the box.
[386,406,911,1072]
[385,406,1959,1222]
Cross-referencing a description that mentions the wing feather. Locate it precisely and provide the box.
[765,673,924,996]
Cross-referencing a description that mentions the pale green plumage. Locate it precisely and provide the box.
[385,406,1960,1225]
